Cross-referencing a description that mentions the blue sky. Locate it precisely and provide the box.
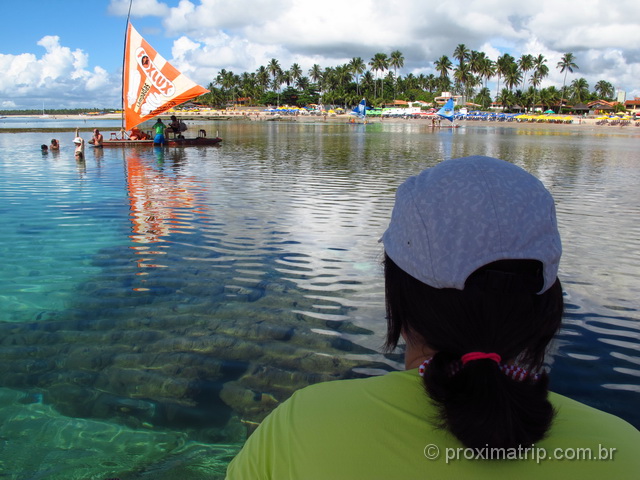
[1,0,639,110]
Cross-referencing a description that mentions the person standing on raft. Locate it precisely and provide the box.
[152,118,166,145]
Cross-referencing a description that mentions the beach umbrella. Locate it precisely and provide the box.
[544,109,554,114]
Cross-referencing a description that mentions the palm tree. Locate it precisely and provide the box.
[504,63,523,92]
[255,66,270,95]
[517,54,534,91]
[454,62,473,104]
[403,73,418,91]
[280,70,292,90]
[478,56,495,90]
[530,73,543,110]
[557,52,579,113]
[452,44,471,102]
[267,58,281,83]
[521,86,537,112]
[533,55,549,81]
[267,58,282,106]
[334,64,353,95]
[369,53,389,100]
[309,64,323,101]
[349,57,366,95]
[539,86,561,112]
[296,75,310,92]
[469,50,482,74]
[531,55,549,110]
[309,64,323,84]
[495,54,515,98]
[389,50,404,100]
[453,44,470,66]
[322,67,337,101]
[594,80,614,100]
[570,78,589,104]
[470,51,492,89]
[215,69,241,106]
[361,71,375,96]
[434,55,452,94]
[289,63,303,86]
[475,87,492,109]
[496,88,514,110]
[421,73,435,93]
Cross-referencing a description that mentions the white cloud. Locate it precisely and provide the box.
[149,0,640,98]
[0,36,119,109]
[4,0,640,108]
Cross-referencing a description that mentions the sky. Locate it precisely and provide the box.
[1,0,639,110]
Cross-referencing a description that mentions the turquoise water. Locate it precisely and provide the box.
[0,120,639,478]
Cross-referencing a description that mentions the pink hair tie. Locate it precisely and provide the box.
[461,352,502,365]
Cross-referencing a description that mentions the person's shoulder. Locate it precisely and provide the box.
[288,369,421,410]
[549,391,639,439]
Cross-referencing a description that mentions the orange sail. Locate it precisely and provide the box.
[123,22,208,130]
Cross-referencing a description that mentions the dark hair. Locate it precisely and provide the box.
[384,254,564,449]
[41,144,48,150]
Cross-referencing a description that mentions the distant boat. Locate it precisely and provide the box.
[436,98,456,126]
[350,98,368,124]
[102,21,221,147]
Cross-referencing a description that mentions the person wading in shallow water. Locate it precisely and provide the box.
[73,128,85,160]
[226,156,640,480]
[89,128,104,147]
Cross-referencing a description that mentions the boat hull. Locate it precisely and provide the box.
[98,137,222,147]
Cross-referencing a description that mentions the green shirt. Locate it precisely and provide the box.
[226,369,640,479]
[153,121,165,135]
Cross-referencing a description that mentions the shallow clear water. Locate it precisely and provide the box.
[0,120,638,479]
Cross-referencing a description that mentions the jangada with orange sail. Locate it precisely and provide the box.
[101,22,222,147]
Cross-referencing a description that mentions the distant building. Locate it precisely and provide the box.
[616,90,626,103]
[434,92,463,105]
[624,97,640,112]
[587,100,616,115]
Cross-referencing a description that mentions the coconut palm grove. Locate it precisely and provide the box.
[199,45,621,113]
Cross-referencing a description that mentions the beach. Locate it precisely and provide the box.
[8,110,640,136]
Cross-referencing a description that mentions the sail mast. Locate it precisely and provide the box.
[121,0,134,131]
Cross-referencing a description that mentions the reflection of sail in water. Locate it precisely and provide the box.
[126,154,200,244]
[437,129,454,161]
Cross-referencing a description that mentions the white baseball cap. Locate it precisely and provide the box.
[381,156,562,293]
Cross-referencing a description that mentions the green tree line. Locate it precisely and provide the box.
[199,46,618,113]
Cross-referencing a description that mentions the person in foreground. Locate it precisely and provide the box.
[226,156,640,480]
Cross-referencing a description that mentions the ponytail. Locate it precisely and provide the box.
[424,353,554,448]
[384,254,564,449]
